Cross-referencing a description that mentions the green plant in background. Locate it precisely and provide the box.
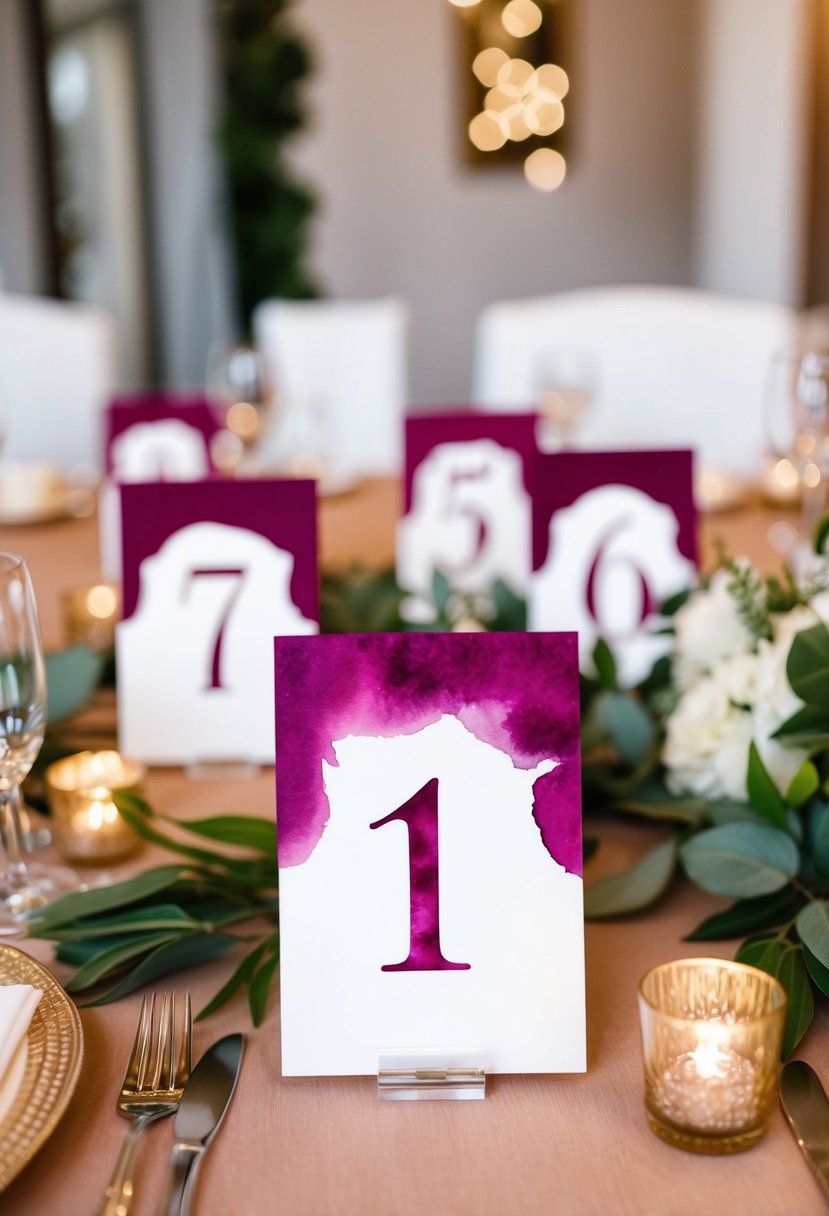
[215,0,319,328]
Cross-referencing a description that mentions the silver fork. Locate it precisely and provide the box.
[98,992,192,1216]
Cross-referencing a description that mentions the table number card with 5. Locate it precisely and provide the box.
[529,449,696,687]
[275,631,585,1077]
[117,479,318,764]
[396,412,538,608]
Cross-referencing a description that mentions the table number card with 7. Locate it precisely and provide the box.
[397,412,538,606]
[275,631,585,1077]
[529,450,696,687]
[117,479,317,764]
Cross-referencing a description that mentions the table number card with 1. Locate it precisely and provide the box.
[117,479,317,764]
[275,631,585,1078]
[529,449,696,686]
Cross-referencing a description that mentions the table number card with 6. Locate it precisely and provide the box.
[275,631,585,1077]
[397,412,537,607]
[117,479,317,764]
[529,449,696,686]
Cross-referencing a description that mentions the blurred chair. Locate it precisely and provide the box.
[253,297,409,477]
[473,286,802,478]
[0,293,118,473]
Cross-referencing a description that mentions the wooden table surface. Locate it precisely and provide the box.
[2,480,823,1216]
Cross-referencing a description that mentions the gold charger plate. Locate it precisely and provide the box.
[0,945,83,1192]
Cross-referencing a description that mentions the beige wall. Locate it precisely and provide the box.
[292,0,699,404]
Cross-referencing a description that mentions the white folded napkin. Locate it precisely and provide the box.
[0,985,41,1086]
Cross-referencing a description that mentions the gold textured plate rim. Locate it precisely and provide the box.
[0,944,83,1192]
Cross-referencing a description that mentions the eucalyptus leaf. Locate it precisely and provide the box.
[596,691,657,769]
[44,903,205,941]
[810,801,829,875]
[248,951,280,1027]
[81,934,238,1006]
[196,939,272,1022]
[45,644,106,723]
[26,866,188,934]
[584,838,677,919]
[684,888,803,942]
[779,948,815,1058]
[736,936,785,974]
[166,814,277,856]
[583,836,599,864]
[490,578,526,631]
[114,797,274,882]
[787,622,829,709]
[746,742,788,827]
[804,947,829,998]
[431,568,451,616]
[591,638,617,690]
[64,932,182,992]
[796,900,829,969]
[772,703,829,745]
[680,822,799,897]
[787,760,821,808]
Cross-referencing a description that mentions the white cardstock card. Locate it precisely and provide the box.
[275,632,585,1077]
[117,479,318,764]
[396,413,537,604]
[529,450,697,687]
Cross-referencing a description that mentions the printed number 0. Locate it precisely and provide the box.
[370,777,470,973]
[185,568,246,691]
[585,514,653,640]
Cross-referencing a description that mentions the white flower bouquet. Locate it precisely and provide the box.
[583,552,829,1058]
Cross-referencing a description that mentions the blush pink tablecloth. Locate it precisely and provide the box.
[3,482,822,1216]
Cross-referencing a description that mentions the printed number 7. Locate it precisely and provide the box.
[185,568,246,690]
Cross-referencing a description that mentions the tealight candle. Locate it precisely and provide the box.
[62,583,121,651]
[638,958,786,1154]
[45,750,145,864]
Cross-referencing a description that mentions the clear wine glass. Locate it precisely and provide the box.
[534,346,598,452]
[0,553,77,932]
[206,340,276,471]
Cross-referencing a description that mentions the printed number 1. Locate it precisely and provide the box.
[370,777,470,973]
[185,568,246,690]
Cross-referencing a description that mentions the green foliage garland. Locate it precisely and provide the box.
[215,0,319,328]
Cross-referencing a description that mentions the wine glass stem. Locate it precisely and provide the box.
[0,786,28,888]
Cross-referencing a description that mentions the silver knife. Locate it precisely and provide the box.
[156,1033,245,1216]
[780,1060,829,1204]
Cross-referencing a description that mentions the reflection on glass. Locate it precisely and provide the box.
[534,346,597,450]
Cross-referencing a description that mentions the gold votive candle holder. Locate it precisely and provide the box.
[62,582,121,651]
[45,750,145,864]
[638,957,787,1155]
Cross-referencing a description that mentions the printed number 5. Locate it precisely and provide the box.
[184,568,246,690]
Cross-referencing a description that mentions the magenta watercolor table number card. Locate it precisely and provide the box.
[529,450,697,687]
[117,479,318,765]
[275,631,586,1079]
[100,396,223,581]
[397,412,538,608]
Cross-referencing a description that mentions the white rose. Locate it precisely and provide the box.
[672,567,757,691]
[663,674,753,801]
[751,604,818,796]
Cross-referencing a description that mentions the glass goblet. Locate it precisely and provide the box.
[0,553,77,932]
[534,346,598,452]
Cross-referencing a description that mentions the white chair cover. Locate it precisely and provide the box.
[0,293,117,473]
[473,286,801,477]
[253,297,409,476]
